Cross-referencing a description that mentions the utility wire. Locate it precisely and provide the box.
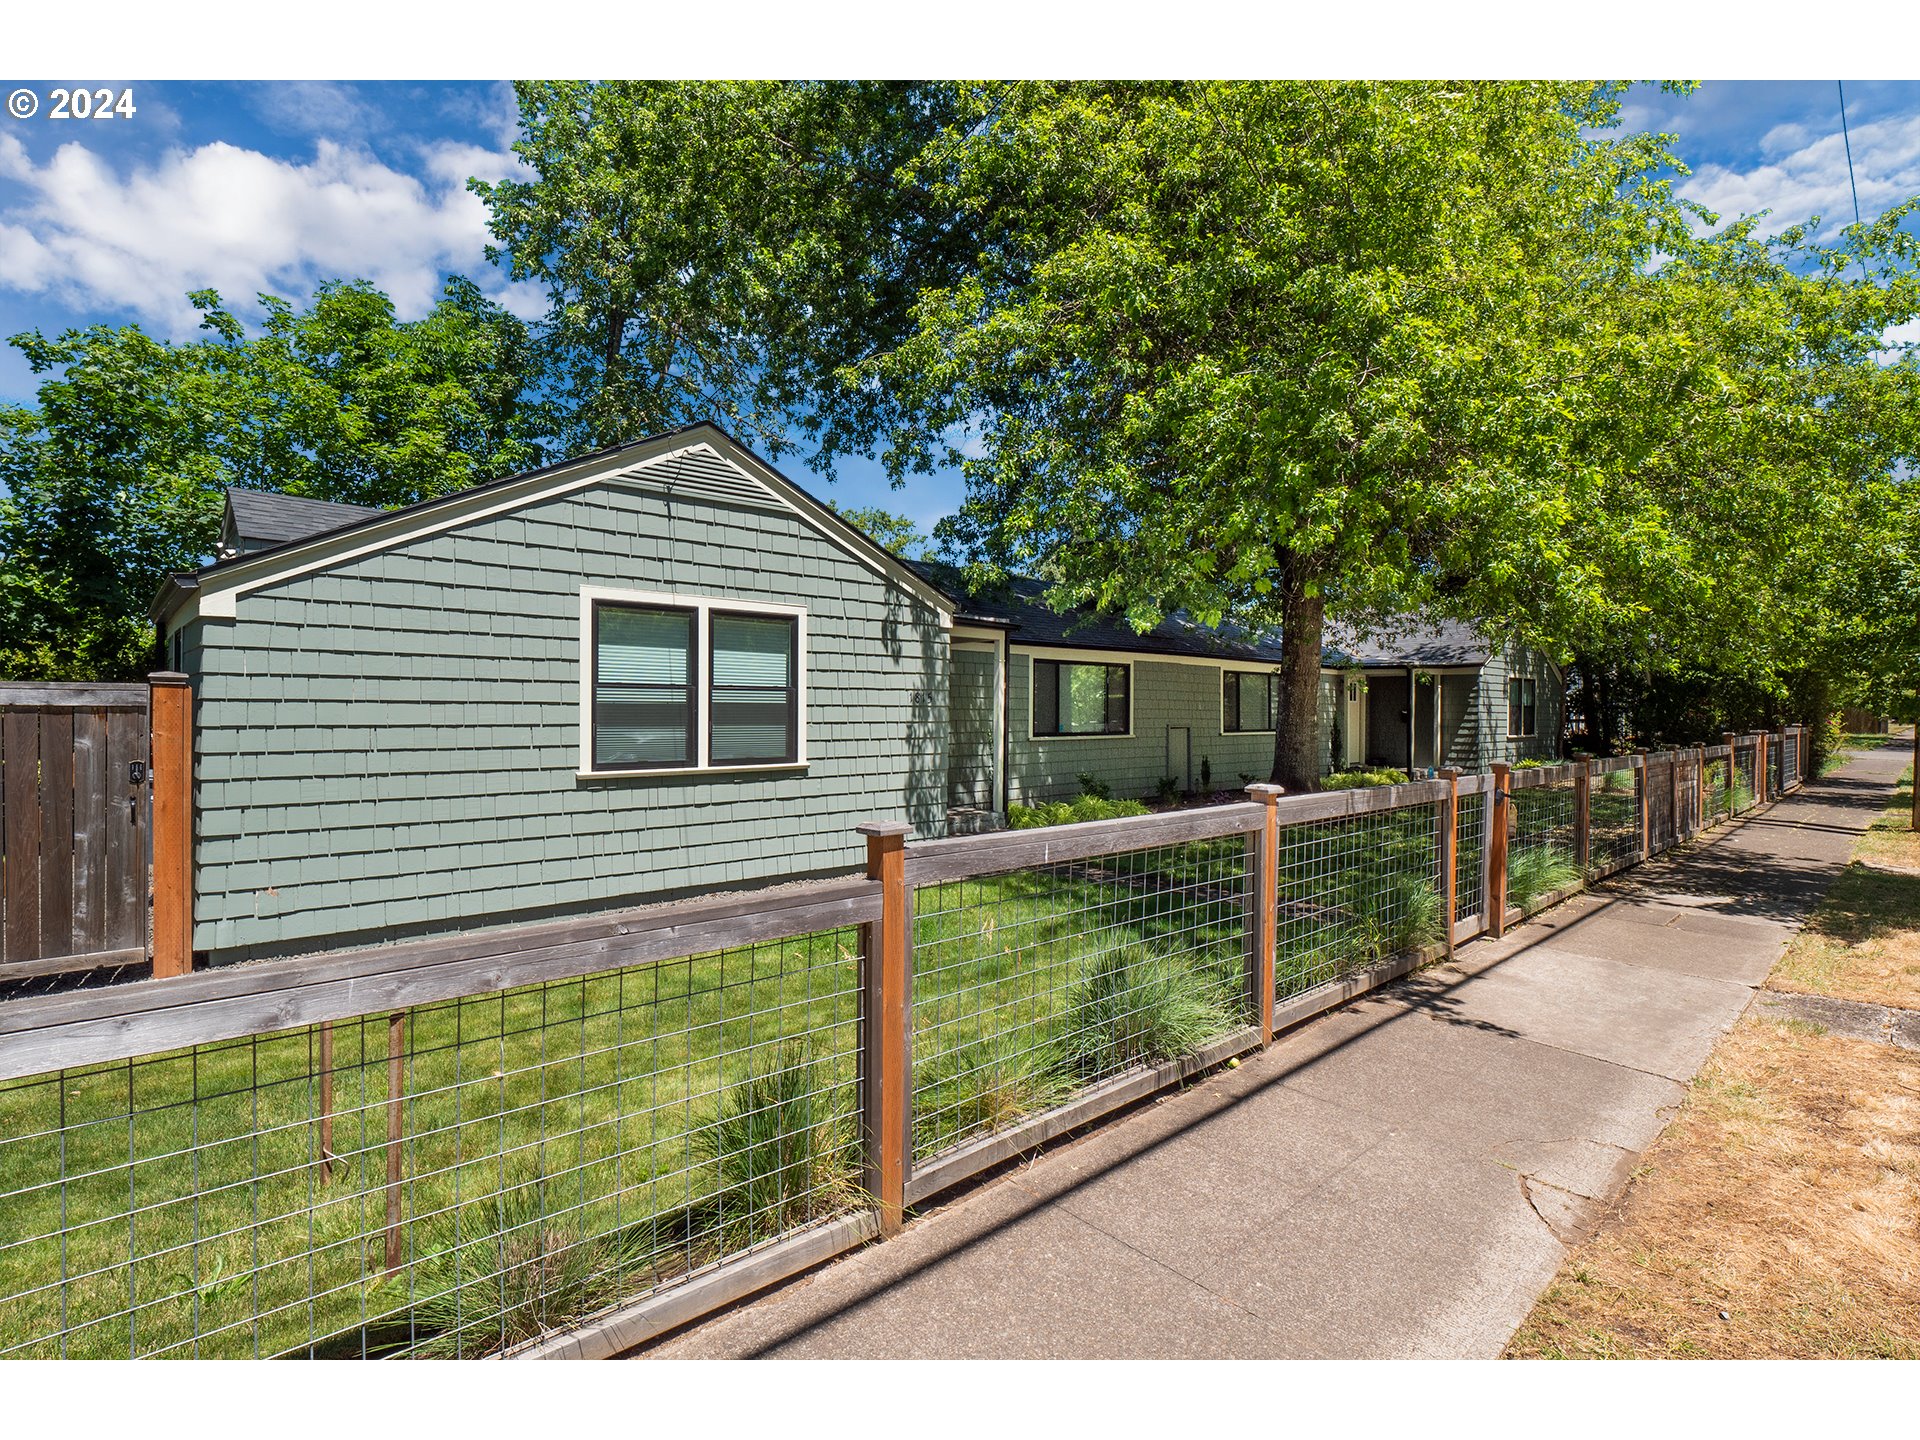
[1839,80,1863,228]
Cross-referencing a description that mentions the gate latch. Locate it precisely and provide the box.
[128,761,147,785]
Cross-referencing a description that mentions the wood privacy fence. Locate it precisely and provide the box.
[0,726,1809,1360]
[0,676,192,985]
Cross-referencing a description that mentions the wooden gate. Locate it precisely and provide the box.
[0,683,151,981]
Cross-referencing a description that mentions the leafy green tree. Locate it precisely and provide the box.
[824,502,932,559]
[859,81,1697,789]
[470,81,975,469]
[0,278,542,680]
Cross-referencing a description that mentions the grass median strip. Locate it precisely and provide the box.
[1507,750,1920,1360]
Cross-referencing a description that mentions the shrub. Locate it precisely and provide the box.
[696,1042,859,1249]
[1076,771,1112,800]
[1154,775,1182,805]
[1199,757,1212,791]
[1057,943,1238,1081]
[399,1172,658,1357]
[911,1034,1074,1155]
[1008,795,1151,829]
[1507,845,1581,909]
[1321,766,1409,790]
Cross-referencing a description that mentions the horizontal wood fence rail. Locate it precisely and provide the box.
[0,729,1813,1361]
[0,874,881,1082]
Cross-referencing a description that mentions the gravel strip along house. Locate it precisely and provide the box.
[153,422,1561,966]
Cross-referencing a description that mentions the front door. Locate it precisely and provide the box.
[1342,679,1367,767]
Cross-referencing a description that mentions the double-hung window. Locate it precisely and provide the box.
[585,589,803,774]
[1032,659,1129,737]
[1223,670,1279,733]
[1507,676,1538,739]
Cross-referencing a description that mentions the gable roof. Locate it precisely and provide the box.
[154,423,958,627]
[220,489,384,556]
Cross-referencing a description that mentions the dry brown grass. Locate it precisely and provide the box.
[1770,764,1920,1010]
[1507,1015,1920,1359]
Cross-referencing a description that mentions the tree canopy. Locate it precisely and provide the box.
[0,278,541,679]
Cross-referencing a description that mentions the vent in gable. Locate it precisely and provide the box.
[612,445,794,514]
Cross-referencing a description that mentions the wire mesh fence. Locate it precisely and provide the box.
[1702,752,1732,826]
[1274,803,1443,1002]
[0,739,1801,1361]
[1507,769,1581,911]
[1784,731,1800,787]
[1587,761,1641,875]
[1454,786,1488,931]
[1734,742,1759,813]
[908,836,1251,1167]
[0,928,863,1359]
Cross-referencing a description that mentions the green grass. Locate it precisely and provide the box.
[1007,795,1151,828]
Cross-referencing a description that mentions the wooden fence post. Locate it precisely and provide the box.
[1488,763,1511,939]
[1695,746,1706,834]
[385,1010,406,1274]
[1574,757,1591,874]
[1245,785,1280,1042]
[148,672,193,979]
[1722,732,1738,815]
[1438,769,1460,959]
[1634,750,1649,859]
[856,821,911,1236]
[1757,731,1770,804]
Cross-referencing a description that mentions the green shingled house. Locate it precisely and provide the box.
[154,423,1560,965]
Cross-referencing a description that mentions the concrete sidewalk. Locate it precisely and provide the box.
[645,745,1909,1360]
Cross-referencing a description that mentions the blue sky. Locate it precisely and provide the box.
[2,79,1917,533]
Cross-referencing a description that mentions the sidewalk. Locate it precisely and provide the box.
[644,745,1910,1360]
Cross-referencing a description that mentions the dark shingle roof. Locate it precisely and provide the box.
[914,564,1289,663]
[918,561,1495,670]
[1321,617,1493,668]
[224,489,385,549]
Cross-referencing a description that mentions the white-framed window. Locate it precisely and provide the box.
[579,586,806,776]
[1222,670,1280,734]
[1031,658,1130,738]
[1507,676,1538,739]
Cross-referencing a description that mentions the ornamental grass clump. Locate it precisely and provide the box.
[1057,943,1238,1082]
[1508,844,1581,909]
[911,1033,1075,1155]
[401,1174,658,1358]
[696,1041,860,1250]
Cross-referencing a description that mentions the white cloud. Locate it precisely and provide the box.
[1680,111,1920,235]
[0,129,540,336]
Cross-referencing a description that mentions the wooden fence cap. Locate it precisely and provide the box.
[855,820,912,838]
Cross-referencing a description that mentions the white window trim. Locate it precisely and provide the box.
[1219,666,1282,737]
[1026,655,1134,742]
[578,584,808,778]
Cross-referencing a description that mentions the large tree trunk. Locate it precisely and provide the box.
[1270,577,1326,793]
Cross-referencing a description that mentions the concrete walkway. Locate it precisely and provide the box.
[645,744,1909,1360]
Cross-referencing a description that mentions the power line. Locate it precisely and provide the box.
[1838,80,1863,228]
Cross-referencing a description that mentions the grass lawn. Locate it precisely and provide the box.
[1506,758,1920,1360]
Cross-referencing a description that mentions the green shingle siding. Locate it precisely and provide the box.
[185,480,948,964]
